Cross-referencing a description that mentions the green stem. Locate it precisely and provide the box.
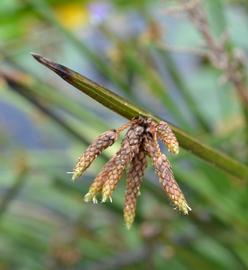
[31,53,248,180]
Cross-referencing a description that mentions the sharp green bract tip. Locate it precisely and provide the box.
[31,53,72,81]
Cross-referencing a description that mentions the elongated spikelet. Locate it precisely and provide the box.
[84,158,117,203]
[157,121,179,155]
[72,129,118,180]
[124,147,147,229]
[154,154,191,214]
[144,135,191,214]
[101,124,144,202]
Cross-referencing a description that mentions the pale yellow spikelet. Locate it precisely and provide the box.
[84,157,117,203]
[157,120,179,155]
[72,129,118,181]
[144,134,190,214]
[155,154,191,214]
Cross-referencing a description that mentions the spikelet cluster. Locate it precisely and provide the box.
[72,116,191,229]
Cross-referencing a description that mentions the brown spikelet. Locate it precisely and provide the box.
[101,124,144,202]
[154,154,191,214]
[84,158,117,203]
[124,147,147,229]
[157,120,179,155]
[72,129,118,181]
[144,134,191,214]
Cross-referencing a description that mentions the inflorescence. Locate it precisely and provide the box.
[71,116,191,229]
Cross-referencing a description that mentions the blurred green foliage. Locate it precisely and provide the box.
[0,0,248,270]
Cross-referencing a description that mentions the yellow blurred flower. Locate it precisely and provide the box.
[55,3,89,29]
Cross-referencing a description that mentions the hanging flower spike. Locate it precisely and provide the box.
[101,123,144,203]
[156,120,179,155]
[72,129,118,181]
[84,157,117,203]
[72,121,132,181]
[124,146,147,229]
[143,133,191,214]
[71,116,190,229]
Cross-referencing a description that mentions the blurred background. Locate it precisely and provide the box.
[1,0,248,269]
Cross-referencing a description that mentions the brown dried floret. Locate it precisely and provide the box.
[124,146,147,229]
[144,133,190,214]
[72,121,133,181]
[84,158,117,203]
[72,129,118,180]
[101,123,144,202]
[157,120,179,155]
